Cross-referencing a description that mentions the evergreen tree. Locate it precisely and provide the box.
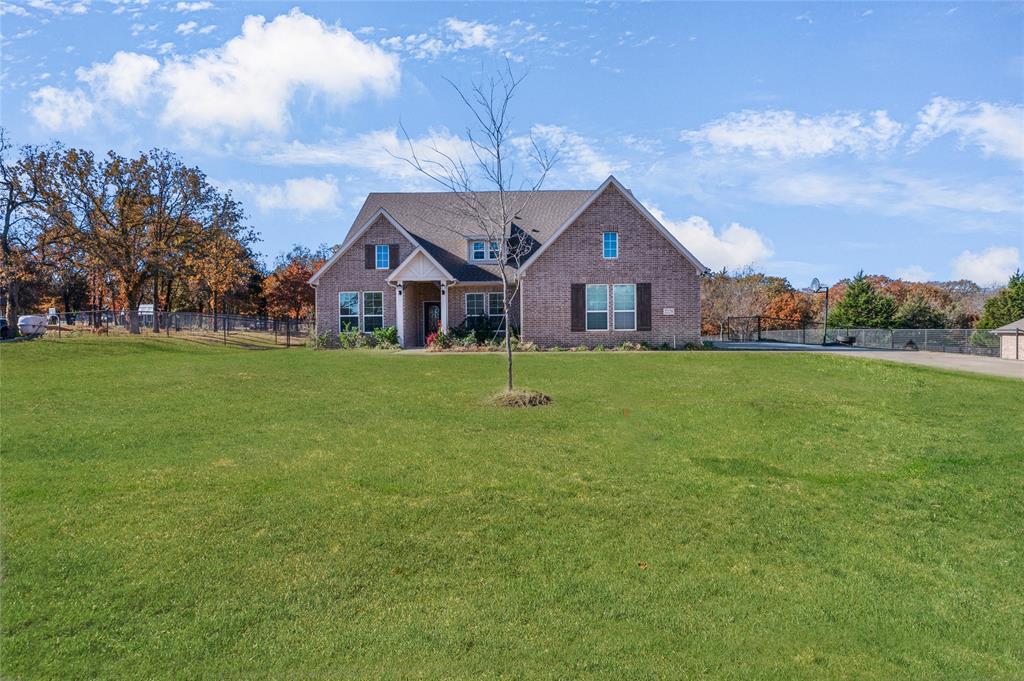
[893,294,946,328]
[829,271,897,328]
[977,271,1024,328]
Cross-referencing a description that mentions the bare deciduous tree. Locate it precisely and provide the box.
[398,63,558,392]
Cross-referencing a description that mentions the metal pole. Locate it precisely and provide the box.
[821,288,829,346]
[756,316,762,342]
[286,318,290,348]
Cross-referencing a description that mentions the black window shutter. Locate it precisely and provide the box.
[364,245,374,269]
[389,244,399,269]
[637,283,652,331]
[570,284,585,332]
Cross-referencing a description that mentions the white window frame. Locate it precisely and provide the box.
[585,284,609,331]
[487,292,504,319]
[612,283,636,331]
[374,244,390,270]
[362,291,384,332]
[469,240,500,262]
[339,291,359,331]
[602,231,618,260]
[465,292,485,317]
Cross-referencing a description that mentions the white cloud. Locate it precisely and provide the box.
[755,171,1020,215]
[951,246,1021,286]
[910,96,1024,161]
[1,2,31,16]
[682,109,903,157]
[158,9,399,138]
[27,10,400,141]
[175,1,211,11]
[198,23,215,34]
[894,265,934,282]
[523,124,622,183]
[246,175,341,213]
[649,207,773,270]
[380,17,499,60]
[76,50,158,105]
[24,0,88,15]
[261,128,475,180]
[29,86,94,130]
[444,18,497,49]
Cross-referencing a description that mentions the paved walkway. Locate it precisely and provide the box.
[712,341,1023,380]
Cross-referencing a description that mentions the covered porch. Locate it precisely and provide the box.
[388,247,456,348]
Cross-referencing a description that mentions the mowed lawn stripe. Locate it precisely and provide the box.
[2,337,1021,679]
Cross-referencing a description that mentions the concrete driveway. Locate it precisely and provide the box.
[712,341,1023,380]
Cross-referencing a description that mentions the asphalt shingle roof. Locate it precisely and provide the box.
[344,190,593,281]
[992,317,1024,333]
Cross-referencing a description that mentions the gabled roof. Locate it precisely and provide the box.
[386,246,455,283]
[519,176,709,274]
[319,176,709,284]
[308,208,416,285]
[992,317,1024,334]
[344,189,592,282]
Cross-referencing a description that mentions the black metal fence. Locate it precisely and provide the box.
[32,309,312,348]
[716,316,1002,357]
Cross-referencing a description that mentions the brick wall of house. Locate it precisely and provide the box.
[313,215,417,338]
[448,285,520,334]
[521,184,702,348]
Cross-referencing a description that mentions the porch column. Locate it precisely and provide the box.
[395,283,404,347]
[440,281,449,332]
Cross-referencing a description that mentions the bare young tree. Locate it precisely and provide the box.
[398,63,557,392]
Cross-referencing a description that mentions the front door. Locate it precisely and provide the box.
[424,302,441,343]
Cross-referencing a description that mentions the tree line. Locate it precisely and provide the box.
[1,129,331,333]
[701,268,1023,334]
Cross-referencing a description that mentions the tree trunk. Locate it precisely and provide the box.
[127,309,140,334]
[163,277,173,315]
[503,278,513,392]
[5,280,18,323]
[212,292,218,332]
[151,275,161,333]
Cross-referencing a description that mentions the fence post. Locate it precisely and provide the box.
[57,314,61,338]
[286,318,291,348]
[756,316,761,342]
[924,328,929,351]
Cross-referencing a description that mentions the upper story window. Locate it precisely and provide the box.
[375,244,390,269]
[603,231,618,259]
[470,240,500,262]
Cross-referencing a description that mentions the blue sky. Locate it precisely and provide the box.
[1,0,1022,287]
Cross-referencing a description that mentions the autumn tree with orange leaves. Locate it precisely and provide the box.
[263,244,330,320]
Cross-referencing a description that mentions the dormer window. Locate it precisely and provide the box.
[470,240,500,262]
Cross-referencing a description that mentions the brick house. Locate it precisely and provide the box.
[308,176,709,348]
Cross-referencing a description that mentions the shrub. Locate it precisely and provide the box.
[593,344,605,352]
[618,341,646,351]
[426,328,453,350]
[549,345,563,352]
[516,340,539,352]
[372,325,399,349]
[572,345,588,352]
[339,323,370,349]
[308,332,331,350]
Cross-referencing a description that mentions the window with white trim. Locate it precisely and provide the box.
[363,291,383,331]
[339,292,359,331]
[488,292,504,318]
[613,284,636,331]
[470,240,500,262]
[586,284,608,330]
[375,244,389,269]
[466,292,485,317]
[603,231,618,259]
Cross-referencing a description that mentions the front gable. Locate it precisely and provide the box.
[524,175,708,276]
[308,210,418,286]
[523,179,707,276]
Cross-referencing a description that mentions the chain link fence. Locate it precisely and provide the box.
[716,316,1001,357]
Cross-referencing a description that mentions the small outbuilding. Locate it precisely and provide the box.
[992,317,1024,361]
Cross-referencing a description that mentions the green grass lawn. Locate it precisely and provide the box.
[2,337,1022,679]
